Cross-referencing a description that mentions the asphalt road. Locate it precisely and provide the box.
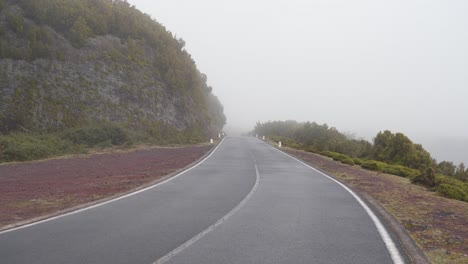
[0,137,405,264]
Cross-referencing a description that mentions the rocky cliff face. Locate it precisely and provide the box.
[0,1,225,136]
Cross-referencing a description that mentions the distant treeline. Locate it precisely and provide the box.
[252,120,468,202]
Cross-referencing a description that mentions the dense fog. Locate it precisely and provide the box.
[129,0,468,164]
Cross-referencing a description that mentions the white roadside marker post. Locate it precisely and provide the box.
[210,139,214,144]
[256,134,258,138]
[279,141,282,148]
[218,133,221,138]
[262,136,265,140]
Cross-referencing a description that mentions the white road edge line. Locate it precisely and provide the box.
[0,137,227,235]
[153,154,261,264]
[261,140,405,264]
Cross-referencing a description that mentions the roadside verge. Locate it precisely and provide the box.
[271,143,467,264]
[0,139,225,233]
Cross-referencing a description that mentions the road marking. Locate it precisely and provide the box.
[261,140,405,264]
[154,154,261,264]
[0,138,227,235]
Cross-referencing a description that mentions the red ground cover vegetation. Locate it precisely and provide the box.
[0,145,211,229]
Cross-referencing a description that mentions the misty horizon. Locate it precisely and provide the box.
[129,0,468,165]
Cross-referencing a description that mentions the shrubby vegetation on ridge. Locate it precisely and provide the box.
[252,120,468,202]
[0,0,226,162]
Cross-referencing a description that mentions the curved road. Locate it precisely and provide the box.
[0,137,406,263]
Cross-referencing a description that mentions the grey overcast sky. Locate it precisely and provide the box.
[128,0,468,164]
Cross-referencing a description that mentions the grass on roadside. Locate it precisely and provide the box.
[0,122,211,164]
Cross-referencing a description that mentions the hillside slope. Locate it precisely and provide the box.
[0,0,225,136]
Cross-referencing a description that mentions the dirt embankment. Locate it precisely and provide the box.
[0,145,212,230]
[285,148,467,264]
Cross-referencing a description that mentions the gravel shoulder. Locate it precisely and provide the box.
[285,148,467,264]
[0,144,212,231]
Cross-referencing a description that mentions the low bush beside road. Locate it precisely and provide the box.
[253,120,468,203]
[62,124,130,148]
[321,151,355,166]
[0,122,212,164]
[434,175,468,202]
[0,133,83,162]
[268,136,464,203]
[361,160,421,179]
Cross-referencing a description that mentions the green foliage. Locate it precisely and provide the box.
[382,165,420,178]
[361,159,420,178]
[254,121,437,178]
[436,184,468,202]
[0,0,225,134]
[320,151,336,158]
[69,16,92,47]
[271,136,303,149]
[254,121,372,158]
[7,14,24,33]
[353,158,365,166]
[139,121,207,145]
[361,160,387,172]
[144,121,182,144]
[1,80,37,133]
[437,161,456,176]
[434,174,468,202]
[61,124,130,147]
[321,151,355,166]
[0,123,139,163]
[0,8,53,60]
[0,1,226,164]
[303,146,318,153]
[14,0,207,91]
[0,133,80,162]
[372,130,433,170]
[339,156,355,166]
[412,173,468,202]
[0,120,213,164]
[253,120,466,203]
[454,162,468,182]
[183,124,205,144]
